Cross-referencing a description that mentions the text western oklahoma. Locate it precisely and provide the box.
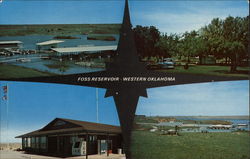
[77,77,175,82]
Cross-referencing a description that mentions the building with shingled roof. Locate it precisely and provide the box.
[16,118,123,157]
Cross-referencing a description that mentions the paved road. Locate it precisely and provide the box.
[0,150,125,159]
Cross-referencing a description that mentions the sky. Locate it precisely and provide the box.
[136,80,249,117]
[0,0,248,33]
[0,82,119,143]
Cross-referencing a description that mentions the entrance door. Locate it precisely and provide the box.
[48,137,57,153]
[58,136,71,156]
[99,140,107,154]
[98,140,112,154]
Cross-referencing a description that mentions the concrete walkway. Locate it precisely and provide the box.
[0,150,126,159]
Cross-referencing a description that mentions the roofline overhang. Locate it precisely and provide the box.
[16,129,121,138]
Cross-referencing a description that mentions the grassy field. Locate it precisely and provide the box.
[0,24,121,36]
[135,116,233,125]
[135,116,159,123]
[131,131,250,159]
[159,65,249,78]
[0,64,56,79]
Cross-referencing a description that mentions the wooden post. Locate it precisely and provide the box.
[86,133,88,159]
[107,134,109,157]
[22,138,25,150]
[38,137,41,153]
[98,139,100,155]
[25,138,28,150]
[57,135,60,155]
[46,136,48,153]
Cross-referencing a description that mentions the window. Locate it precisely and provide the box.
[53,120,66,126]
[40,136,47,149]
[70,136,78,143]
[22,138,26,148]
[31,137,36,148]
[27,138,31,147]
[89,136,92,141]
[88,135,97,142]
[74,142,80,148]
[92,136,97,141]
[35,137,39,148]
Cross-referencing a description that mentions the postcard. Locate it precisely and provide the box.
[0,0,249,159]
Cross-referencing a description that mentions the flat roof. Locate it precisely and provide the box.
[36,40,64,46]
[0,41,22,44]
[52,45,117,53]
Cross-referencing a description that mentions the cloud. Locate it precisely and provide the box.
[0,128,30,143]
[136,12,214,33]
[136,81,249,116]
[131,1,248,33]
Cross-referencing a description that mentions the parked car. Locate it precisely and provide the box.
[157,58,175,69]
[145,60,159,69]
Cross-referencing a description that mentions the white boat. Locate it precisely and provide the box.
[16,58,31,62]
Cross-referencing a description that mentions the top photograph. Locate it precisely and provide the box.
[0,0,249,80]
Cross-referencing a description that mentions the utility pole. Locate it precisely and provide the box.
[96,88,99,123]
[6,83,9,149]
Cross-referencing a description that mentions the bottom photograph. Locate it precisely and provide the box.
[131,80,249,159]
[0,81,125,159]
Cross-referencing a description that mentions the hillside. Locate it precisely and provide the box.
[0,24,121,36]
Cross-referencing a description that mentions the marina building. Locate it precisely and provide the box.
[16,118,123,157]
[51,45,117,61]
[36,40,64,51]
[52,45,117,56]
[0,41,23,49]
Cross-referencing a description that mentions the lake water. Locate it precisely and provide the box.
[14,59,103,75]
[175,117,249,125]
[158,117,249,132]
[0,34,119,75]
[156,117,250,132]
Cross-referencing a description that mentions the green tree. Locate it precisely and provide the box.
[200,18,225,60]
[195,35,210,64]
[155,33,180,59]
[133,25,161,58]
[201,16,249,72]
[133,15,248,72]
[180,30,201,63]
[222,16,248,72]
